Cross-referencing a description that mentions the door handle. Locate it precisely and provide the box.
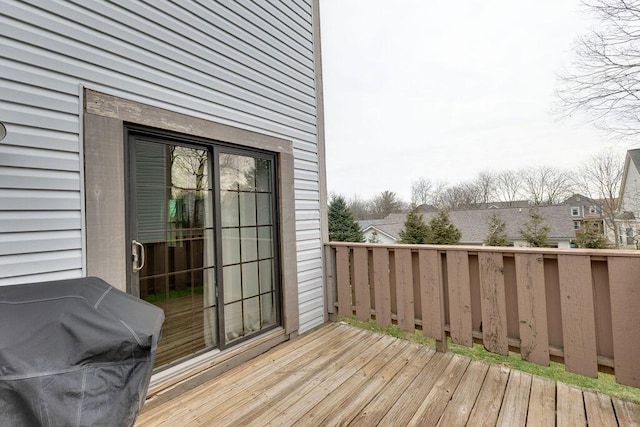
[132,240,145,273]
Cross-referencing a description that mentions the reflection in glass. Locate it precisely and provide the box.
[220,154,255,191]
[221,191,239,227]
[255,158,271,192]
[134,141,216,368]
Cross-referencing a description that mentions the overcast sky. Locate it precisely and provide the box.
[319,1,634,202]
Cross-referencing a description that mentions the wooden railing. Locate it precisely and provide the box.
[325,242,640,387]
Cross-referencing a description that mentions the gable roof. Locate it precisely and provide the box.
[365,206,577,244]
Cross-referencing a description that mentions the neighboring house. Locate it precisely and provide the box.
[562,194,606,238]
[617,149,640,248]
[363,204,584,248]
[0,1,327,372]
[360,219,401,244]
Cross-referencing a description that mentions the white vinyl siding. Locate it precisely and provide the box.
[0,0,324,332]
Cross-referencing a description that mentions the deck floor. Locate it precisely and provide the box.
[136,323,640,426]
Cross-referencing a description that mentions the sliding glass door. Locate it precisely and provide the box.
[128,131,279,368]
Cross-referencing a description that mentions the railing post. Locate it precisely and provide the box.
[324,245,337,322]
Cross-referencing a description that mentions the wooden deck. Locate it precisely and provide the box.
[137,323,640,426]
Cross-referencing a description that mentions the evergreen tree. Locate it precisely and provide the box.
[368,229,381,244]
[519,208,551,247]
[426,210,461,245]
[484,212,509,246]
[399,205,430,244]
[328,195,364,242]
[574,222,609,249]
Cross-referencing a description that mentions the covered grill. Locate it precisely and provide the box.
[0,277,164,427]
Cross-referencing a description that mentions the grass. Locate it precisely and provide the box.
[339,316,640,403]
[142,285,204,303]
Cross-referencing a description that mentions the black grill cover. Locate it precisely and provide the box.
[0,277,164,427]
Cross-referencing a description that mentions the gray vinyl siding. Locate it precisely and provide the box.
[0,0,324,332]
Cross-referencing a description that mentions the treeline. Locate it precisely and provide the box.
[344,151,623,221]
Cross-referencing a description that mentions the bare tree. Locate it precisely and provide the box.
[495,170,524,205]
[347,195,372,220]
[370,190,404,218]
[410,177,433,206]
[574,150,624,247]
[436,182,482,210]
[474,171,498,204]
[520,166,575,205]
[558,0,640,135]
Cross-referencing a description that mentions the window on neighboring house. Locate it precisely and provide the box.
[571,207,580,217]
[573,221,581,230]
[626,228,634,246]
[588,206,597,215]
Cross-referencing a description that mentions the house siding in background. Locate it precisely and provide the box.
[0,0,325,333]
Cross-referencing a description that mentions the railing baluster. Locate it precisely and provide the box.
[514,253,549,366]
[394,248,414,332]
[558,254,598,378]
[418,249,446,352]
[478,252,509,355]
[447,250,473,347]
[608,256,640,387]
[353,247,370,322]
[372,248,392,327]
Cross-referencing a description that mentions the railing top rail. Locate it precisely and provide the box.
[325,241,640,258]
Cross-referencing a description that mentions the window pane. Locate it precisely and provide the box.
[135,141,167,187]
[244,297,260,334]
[220,154,255,191]
[242,262,259,298]
[258,226,273,259]
[203,230,215,269]
[136,187,166,240]
[261,293,276,328]
[171,146,209,190]
[202,267,216,308]
[140,277,167,303]
[256,193,272,225]
[203,307,217,348]
[259,260,273,293]
[225,301,243,342]
[222,228,240,265]
[223,265,242,304]
[221,190,239,227]
[239,192,257,226]
[241,227,258,262]
[139,241,167,276]
[255,158,271,192]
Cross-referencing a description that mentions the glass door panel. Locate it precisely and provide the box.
[132,140,216,368]
[219,153,278,344]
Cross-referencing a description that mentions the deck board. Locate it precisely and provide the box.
[136,323,640,426]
